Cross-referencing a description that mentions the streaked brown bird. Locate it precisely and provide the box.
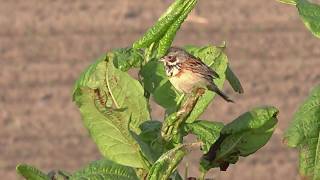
[160,47,233,102]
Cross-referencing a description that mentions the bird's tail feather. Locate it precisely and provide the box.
[208,84,234,103]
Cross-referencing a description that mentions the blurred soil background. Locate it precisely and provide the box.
[1,0,320,179]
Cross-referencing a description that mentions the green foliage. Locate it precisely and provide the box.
[184,120,224,152]
[133,0,194,50]
[157,0,197,57]
[17,0,278,179]
[16,164,49,180]
[73,56,151,169]
[147,143,196,180]
[278,0,320,38]
[297,0,320,38]
[284,85,320,179]
[138,121,165,159]
[140,59,181,111]
[109,48,144,71]
[70,159,139,180]
[201,106,278,172]
[226,66,244,94]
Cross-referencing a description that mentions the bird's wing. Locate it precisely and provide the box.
[183,57,220,79]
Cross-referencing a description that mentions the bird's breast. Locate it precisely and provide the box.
[169,70,207,93]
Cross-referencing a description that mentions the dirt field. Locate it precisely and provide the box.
[1,0,320,179]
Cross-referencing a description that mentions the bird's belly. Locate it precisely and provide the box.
[169,70,207,93]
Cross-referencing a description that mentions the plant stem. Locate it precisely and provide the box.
[161,88,205,144]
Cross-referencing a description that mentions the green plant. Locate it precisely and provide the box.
[16,0,278,179]
[277,0,320,38]
[283,85,320,180]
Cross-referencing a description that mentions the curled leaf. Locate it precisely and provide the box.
[201,106,278,171]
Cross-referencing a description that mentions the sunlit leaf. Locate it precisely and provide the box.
[133,0,189,49]
[278,0,297,5]
[109,48,144,71]
[73,56,151,168]
[284,85,320,179]
[71,159,139,180]
[157,0,197,57]
[16,164,49,180]
[297,0,320,38]
[148,143,197,180]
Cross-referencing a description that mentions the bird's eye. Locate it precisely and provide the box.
[167,55,175,62]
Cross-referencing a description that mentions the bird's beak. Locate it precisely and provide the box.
[159,57,165,62]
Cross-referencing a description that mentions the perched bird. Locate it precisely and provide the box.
[160,47,233,102]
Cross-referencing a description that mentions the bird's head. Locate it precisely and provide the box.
[159,47,189,66]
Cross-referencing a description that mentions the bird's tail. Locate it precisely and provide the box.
[208,84,234,103]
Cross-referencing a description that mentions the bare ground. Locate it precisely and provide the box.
[1,0,320,179]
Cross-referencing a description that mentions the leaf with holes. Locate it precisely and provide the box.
[73,56,151,168]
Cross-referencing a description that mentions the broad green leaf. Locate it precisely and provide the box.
[297,0,320,38]
[139,121,162,143]
[226,65,244,94]
[184,45,229,123]
[73,56,151,168]
[201,106,278,171]
[139,59,167,94]
[108,48,144,71]
[283,85,320,179]
[138,120,165,160]
[148,143,195,180]
[184,120,224,153]
[74,54,150,133]
[278,0,297,5]
[74,88,149,169]
[71,159,139,180]
[16,164,49,180]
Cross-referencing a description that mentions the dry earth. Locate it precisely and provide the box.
[1,0,320,179]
